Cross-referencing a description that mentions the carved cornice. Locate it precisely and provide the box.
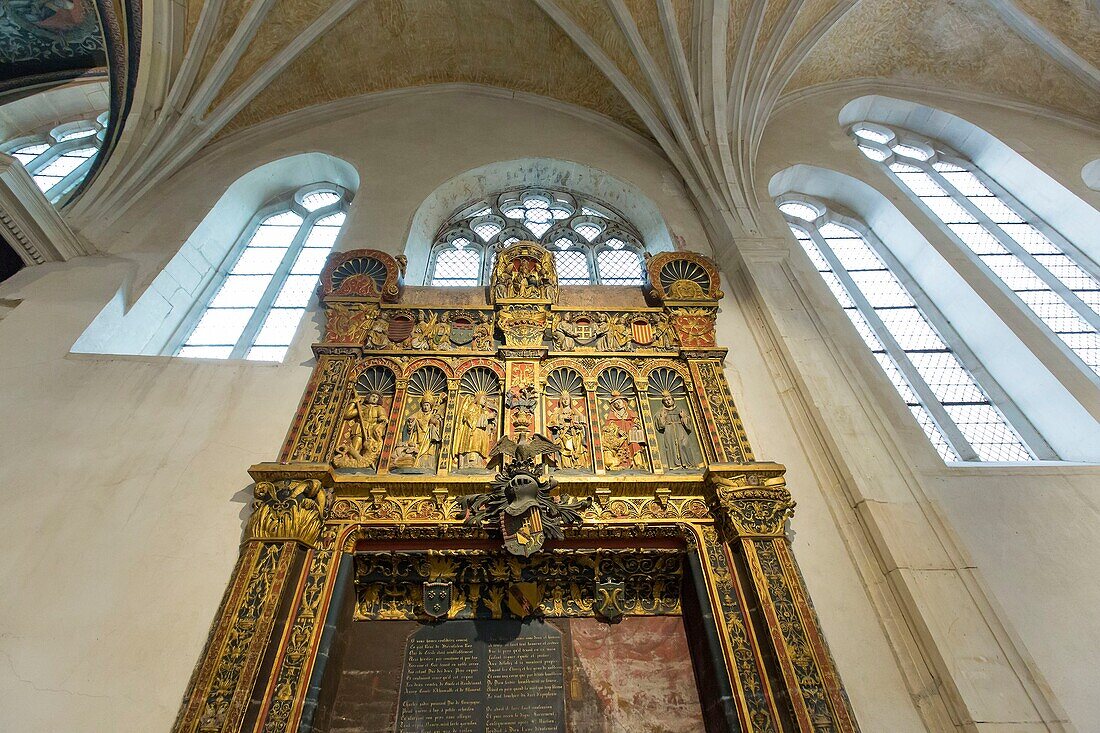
[0,156,94,264]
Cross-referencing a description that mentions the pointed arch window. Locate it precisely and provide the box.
[427,187,646,286]
[851,123,1100,378]
[2,113,108,202]
[779,196,1046,462]
[173,184,350,361]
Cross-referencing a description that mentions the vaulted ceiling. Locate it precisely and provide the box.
[74,0,1100,240]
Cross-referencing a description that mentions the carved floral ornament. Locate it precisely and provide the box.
[705,469,796,538]
[243,479,331,548]
[318,249,405,302]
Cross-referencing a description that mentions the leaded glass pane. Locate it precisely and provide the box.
[273,275,319,307]
[210,275,273,308]
[781,190,1035,462]
[779,201,818,220]
[431,247,480,286]
[254,308,306,345]
[597,249,644,284]
[555,250,590,284]
[186,308,253,346]
[300,191,341,211]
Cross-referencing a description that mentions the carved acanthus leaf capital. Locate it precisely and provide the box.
[705,469,795,538]
[244,479,331,548]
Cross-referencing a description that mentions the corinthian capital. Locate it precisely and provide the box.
[705,467,795,538]
[244,479,330,547]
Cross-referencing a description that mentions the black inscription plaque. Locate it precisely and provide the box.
[394,619,565,733]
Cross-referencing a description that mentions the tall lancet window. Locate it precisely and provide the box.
[779,197,1040,462]
[2,113,108,202]
[428,187,645,286]
[851,123,1100,377]
[174,184,349,361]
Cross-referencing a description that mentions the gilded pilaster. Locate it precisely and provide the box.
[707,468,859,732]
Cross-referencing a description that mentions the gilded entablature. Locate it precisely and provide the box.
[286,241,743,483]
[179,243,861,733]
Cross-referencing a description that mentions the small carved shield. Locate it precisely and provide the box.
[595,580,626,622]
[506,582,544,619]
[387,312,415,343]
[574,318,593,341]
[422,581,452,620]
[449,316,474,346]
[631,318,654,346]
[501,508,545,557]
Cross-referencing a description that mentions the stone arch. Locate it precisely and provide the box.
[839,95,1100,263]
[72,152,360,357]
[403,157,675,283]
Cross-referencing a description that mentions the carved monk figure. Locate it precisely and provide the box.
[333,392,388,469]
[399,393,444,470]
[655,393,699,469]
[454,392,497,469]
[601,394,647,470]
[547,391,589,469]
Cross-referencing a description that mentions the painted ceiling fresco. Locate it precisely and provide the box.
[0,0,106,88]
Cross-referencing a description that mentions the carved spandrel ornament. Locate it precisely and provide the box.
[244,479,331,547]
[706,470,796,538]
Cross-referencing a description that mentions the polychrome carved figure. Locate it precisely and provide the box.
[333,392,388,469]
[655,393,700,469]
[454,392,498,470]
[394,392,444,471]
[546,390,590,470]
[601,394,648,470]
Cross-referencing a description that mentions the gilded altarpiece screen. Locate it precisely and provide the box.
[173,244,859,733]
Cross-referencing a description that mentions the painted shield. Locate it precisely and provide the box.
[449,316,474,346]
[631,318,654,345]
[501,508,545,557]
[422,581,452,619]
[506,581,544,618]
[594,580,626,621]
[387,313,415,343]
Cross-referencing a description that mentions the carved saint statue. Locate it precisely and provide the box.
[600,394,648,470]
[333,392,388,469]
[546,390,590,470]
[654,393,700,469]
[394,392,444,471]
[454,392,497,470]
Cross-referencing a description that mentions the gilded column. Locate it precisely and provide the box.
[172,479,331,733]
[635,377,664,472]
[377,378,409,474]
[280,356,352,463]
[436,376,461,475]
[706,468,859,733]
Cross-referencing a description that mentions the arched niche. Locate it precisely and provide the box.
[72,151,360,357]
[839,95,1100,264]
[769,163,1100,461]
[403,157,675,283]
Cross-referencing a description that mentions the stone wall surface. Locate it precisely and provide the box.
[0,89,1094,731]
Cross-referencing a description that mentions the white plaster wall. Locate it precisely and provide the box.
[0,89,976,731]
[756,88,1100,728]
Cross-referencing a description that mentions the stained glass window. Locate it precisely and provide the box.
[176,186,348,361]
[3,115,108,202]
[851,123,1100,377]
[428,186,646,286]
[779,198,1039,462]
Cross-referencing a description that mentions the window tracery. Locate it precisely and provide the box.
[2,113,108,202]
[428,187,646,286]
[174,183,350,362]
[851,123,1100,378]
[779,196,1040,463]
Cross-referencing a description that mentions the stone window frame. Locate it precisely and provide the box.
[426,186,647,287]
[779,192,1055,463]
[167,182,351,361]
[0,112,108,204]
[849,122,1100,383]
